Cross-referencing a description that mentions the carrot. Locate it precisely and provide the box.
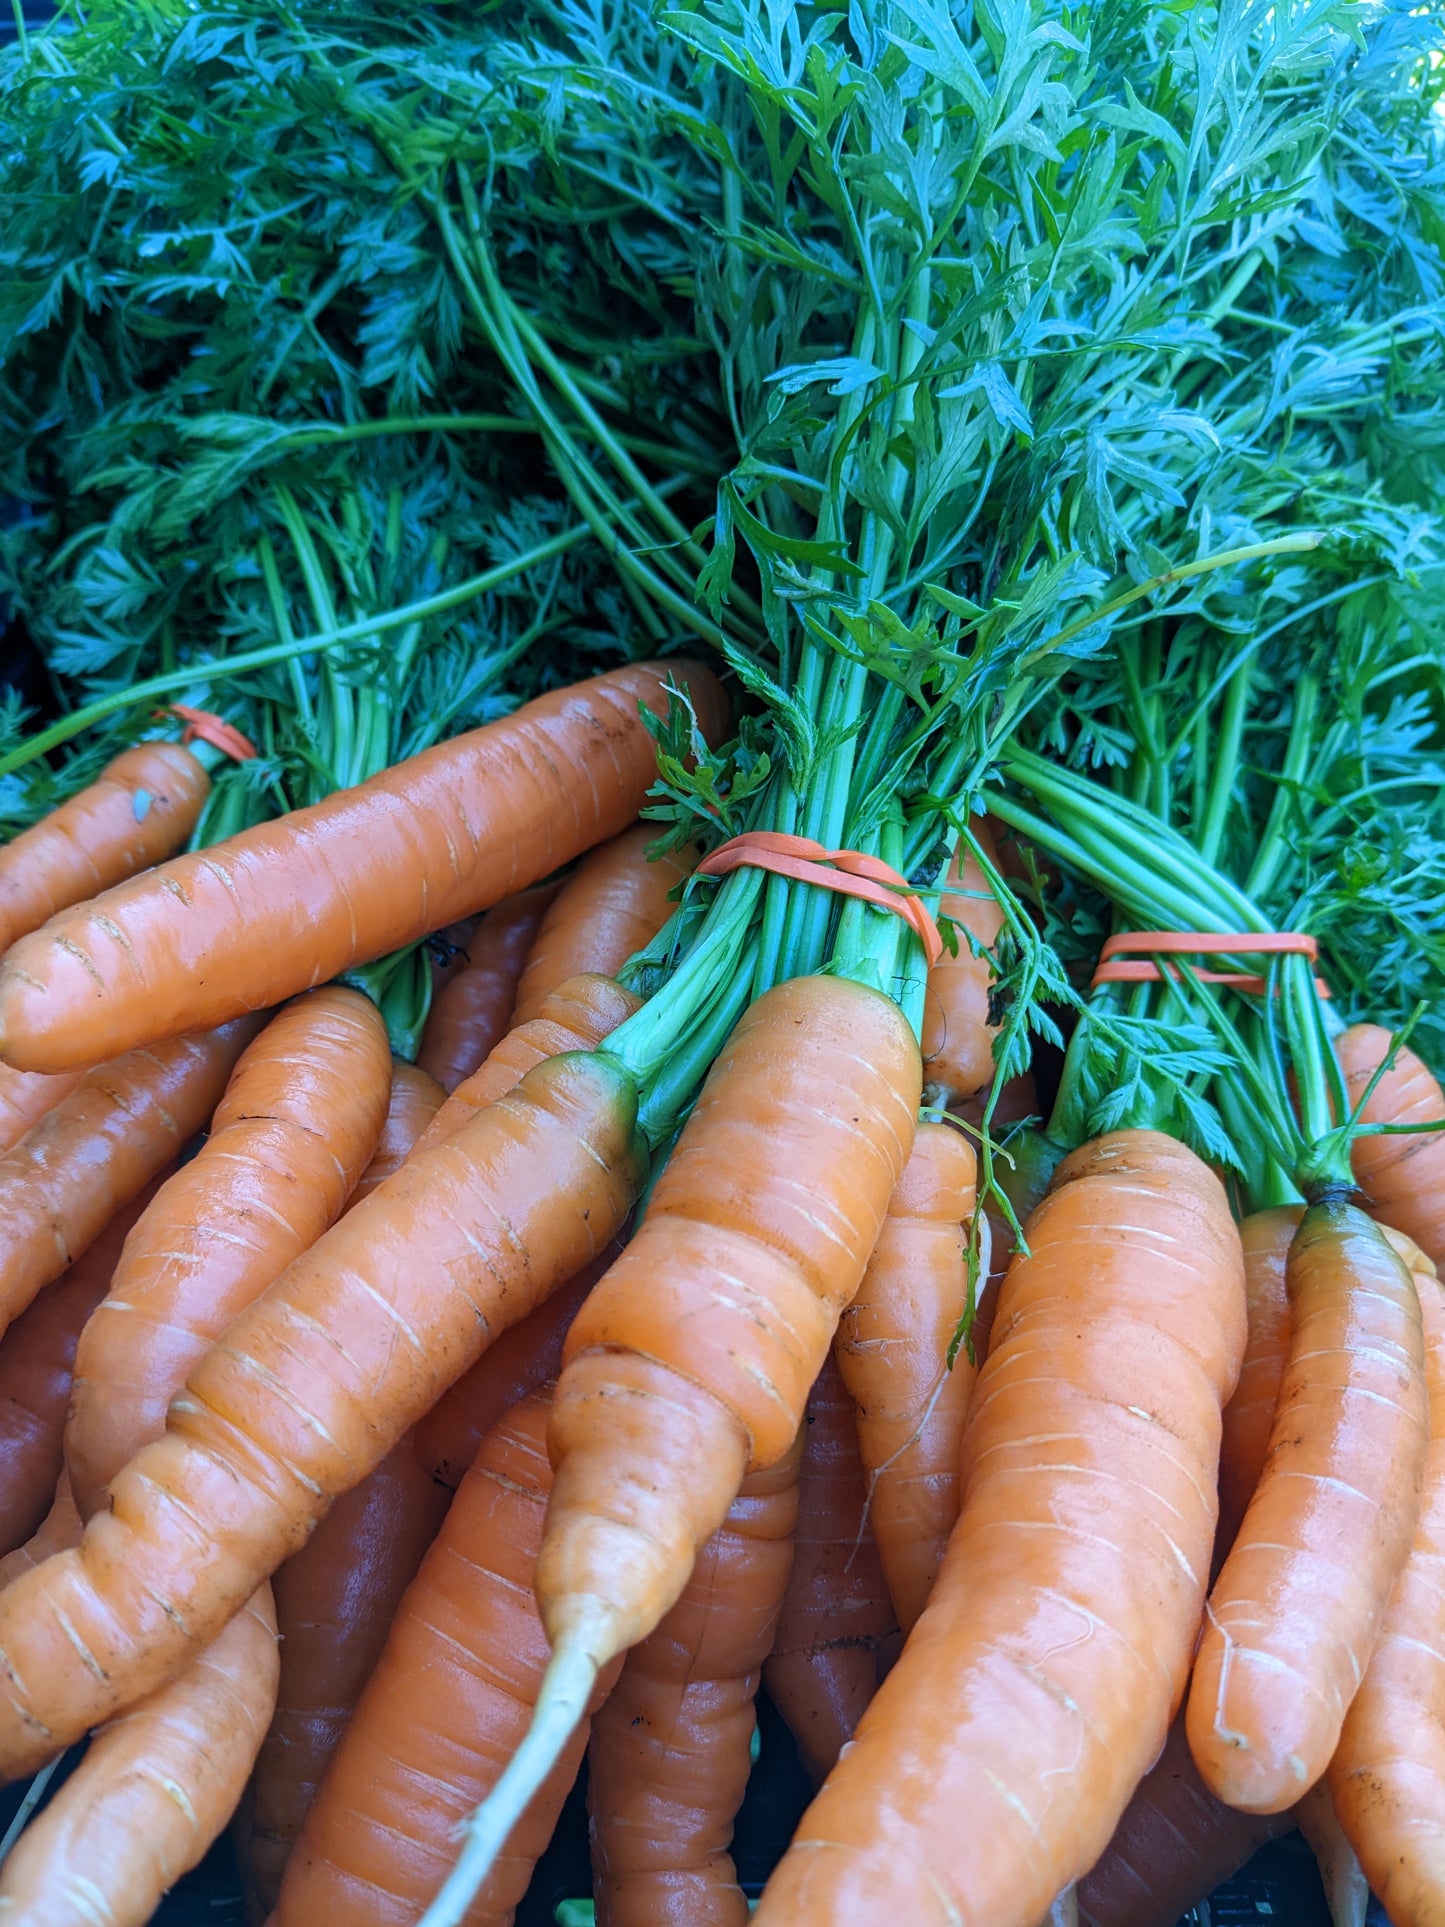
[0,1588,279,1927]
[0,1018,258,1341]
[0,1038,645,1775]
[343,1061,444,1209]
[0,740,210,955]
[1188,1200,1429,1813]
[588,1431,803,1927]
[763,1355,895,1789]
[0,1064,84,1157]
[0,1473,80,1588]
[1216,1207,1301,1561]
[1328,1236,1445,1920]
[509,825,696,1027]
[833,1119,978,1631]
[416,973,641,1153]
[243,1443,452,1915]
[0,661,726,1074]
[417,887,557,1093]
[0,1173,171,1558]
[413,1249,617,1492]
[751,1129,1246,1926]
[1295,1781,1369,1927]
[1076,1719,1293,1927]
[65,987,392,1517]
[273,1386,622,1927]
[1336,1023,1445,1271]
[920,819,1004,1105]
[420,976,919,1922]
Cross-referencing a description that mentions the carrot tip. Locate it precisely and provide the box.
[414,1641,598,1927]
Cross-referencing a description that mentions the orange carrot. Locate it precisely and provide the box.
[243,1444,452,1914]
[0,1174,170,1557]
[0,662,726,1073]
[1188,1201,1429,1813]
[1076,1719,1293,1927]
[1215,1207,1301,1561]
[343,1062,444,1210]
[763,1356,896,1788]
[1328,1237,1445,1919]
[273,1387,622,1927]
[417,887,558,1093]
[1295,1782,1369,1927]
[0,1588,279,1927]
[0,741,210,954]
[834,1120,978,1631]
[589,1432,802,1927]
[417,977,919,1922]
[0,1019,258,1340]
[416,974,641,1154]
[0,1064,85,1156]
[1336,1023,1445,1270]
[0,1472,80,1587]
[65,987,392,1516]
[920,820,1004,1105]
[509,826,696,1026]
[413,1250,616,1492]
[752,1130,1246,1926]
[0,1039,645,1775]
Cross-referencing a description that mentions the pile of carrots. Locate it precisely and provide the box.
[0,648,1439,1927]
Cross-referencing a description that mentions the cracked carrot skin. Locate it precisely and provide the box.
[274,1387,621,1927]
[920,819,1004,1106]
[1328,1236,1445,1922]
[344,1062,445,1207]
[1188,1200,1429,1815]
[0,1064,85,1157]
[540,975,920,1682]
[0,1044,645,1778]
[416,974,640,1154]
[509,825,696,1027]
[0,741,211,956]
[0,1018,259,1341]
[1076,1718,1293,1927]
[763,1356,894,1789]
[834,1119,977,1633]
[66,988,393,1517]
[589,1431,802,1927]
[0,1587,279,1927]
[0,1174,171,1558]
[1336,1024,1445,1271]
[417,887,557,1094]
[753,1130,1247,1927]
[244,1444,452,1915]
[0,660,726,1074]
[1215,1208,1302,1564]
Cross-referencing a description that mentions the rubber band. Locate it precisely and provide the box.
[1092,930,1329,998]
[157,705,258,763]
[696,832,945,967]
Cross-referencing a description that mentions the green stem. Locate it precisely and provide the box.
[1243,671,1318,904]
[1197,652,1252,865]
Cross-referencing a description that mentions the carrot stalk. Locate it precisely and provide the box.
[752,1130,1246,1925]
[0,741,211,954]
[420,974,920,1921]
[0,1019,259,1339]
[833,1119,978,1632]
[0,661,725,1073]
[1188,1200,1429,1812]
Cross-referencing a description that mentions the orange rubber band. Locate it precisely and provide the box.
[696,832,945,968]
[1092,930,1329,998]
[157,705,258,763]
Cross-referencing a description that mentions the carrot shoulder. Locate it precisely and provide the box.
[0,741,210,955]
[65,987,392,1516]
[0,1019,258,1340]
[833,1119,978,1631]
[0,660,725,1073]
[1187,1200,1428,1813]
[753,1130,1246,1926]
[764,1355,894,1789]
[1328,1240,1445,1918]
[0,1043,644,1776]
